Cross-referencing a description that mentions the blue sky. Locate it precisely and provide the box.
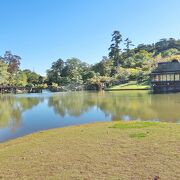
[0,0,180,75]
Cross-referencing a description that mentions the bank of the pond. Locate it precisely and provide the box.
[0,121,179,179]
[0,86,43,94]
[106,81,151,91]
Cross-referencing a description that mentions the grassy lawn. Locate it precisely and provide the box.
[107,81,150,90]
[0,121,179,179]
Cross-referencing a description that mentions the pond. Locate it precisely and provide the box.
[0,90,180,142]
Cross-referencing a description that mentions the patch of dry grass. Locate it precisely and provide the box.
[0,121,179,180]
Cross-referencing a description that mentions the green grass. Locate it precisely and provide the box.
[129,132,147,138]
[0,121,179,179]
[107,81,150,90]
[111,121,158,129]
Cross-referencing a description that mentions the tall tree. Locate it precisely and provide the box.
[3,51,21,75]
[124,38,134,54]
[51,59,64,76]
[108,31,122,66]
[0,60,9,85]
[62,58,83,83]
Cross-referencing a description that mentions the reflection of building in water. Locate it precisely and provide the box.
[151,59,180,93]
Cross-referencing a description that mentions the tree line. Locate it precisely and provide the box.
[1,31,180,90]
[46,31,180,89]
[0,51,44,88]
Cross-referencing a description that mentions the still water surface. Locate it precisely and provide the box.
[0,91,180,142]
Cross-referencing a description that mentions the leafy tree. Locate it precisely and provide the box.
[38,76,44,84]
[108,31,123,66]
[92,56,113,76]
[115,67,130,83]
[46,69,58,84]
[23,69,41,85]
[51,58,65,76]
[0,60,9,85]
[155,38,180,54]
[126,68,139,80]
[52,82,58,88]
[124,38,134,54]
[16,71,28,86]
[62,58,84,83]
[123,56,136,68]
[133,50,152,68]
[135,43,155,53]
[165,54,180,61]
[47,57,91,85]
[82,71,96,82]
[160,48,179,58]
[3,51,21,75]
[28,72,40,84]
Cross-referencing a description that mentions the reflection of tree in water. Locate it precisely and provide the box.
[48,91,180,123]
[48,92,94,117]
[48,91,152,119]
[93,92,180,122]
[150,94,180,122]
[0,95,43,130]
[96,91,155,121]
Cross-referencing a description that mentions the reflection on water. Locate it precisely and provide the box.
[0,91,180,142]
[0,95,42,128]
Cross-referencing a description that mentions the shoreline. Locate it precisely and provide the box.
[105,88,150,91]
